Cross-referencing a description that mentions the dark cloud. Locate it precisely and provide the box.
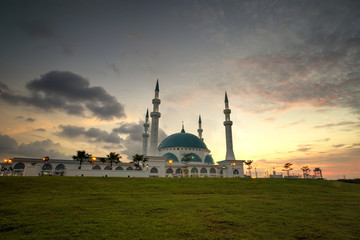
[333,144,345,148]
[18,19,55,39]
[108,64,120,74]
[112,121,167,159]
[34,128,46,132]
[0,134,18,153]
[0,134,68,159]
[58,125,122,144]
[0,82,9,91]
[26,117,35,122]
[2,71,126,120]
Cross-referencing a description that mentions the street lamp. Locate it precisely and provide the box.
[168,159,173,169]
[91,157,97,166]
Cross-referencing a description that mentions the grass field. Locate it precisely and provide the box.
[0,177,359,240]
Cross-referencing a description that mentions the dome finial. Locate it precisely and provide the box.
[181,121,185,133]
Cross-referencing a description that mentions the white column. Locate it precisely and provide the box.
[149,80,161,156]
[224,92,236,160]
[142,109,150,156]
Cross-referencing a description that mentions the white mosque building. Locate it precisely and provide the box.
[2,81,245,178]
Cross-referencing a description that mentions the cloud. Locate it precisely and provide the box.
[0,134,68,159]
[0,134,18,153]
[34,128,46,132]
[314,121,358,129]
[108,63,120,74]
[2,71,126,120]
[112,121,167,159]
[58,125,122,144]
[26,117,35,122]
[18,19,56,39]
[333,144,345,148]
[0,82,9,91]
[296,147,312,152]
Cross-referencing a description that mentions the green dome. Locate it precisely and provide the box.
[158,129,208,150]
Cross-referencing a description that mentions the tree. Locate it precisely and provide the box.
[72,150,92,169]
[282,163,293,177]
[244,160,253,177]
[181,153,192,177]
[107,152,121,170]
[132,154,148,170]
[301,166,311,179]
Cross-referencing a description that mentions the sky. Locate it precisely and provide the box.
[0,0,359,179]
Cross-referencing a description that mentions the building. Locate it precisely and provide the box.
[1,81,246,178]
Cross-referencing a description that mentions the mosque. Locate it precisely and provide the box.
[2,81,245,177]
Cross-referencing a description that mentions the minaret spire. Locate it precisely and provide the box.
[197,115,203,141]
[223,91,236,160]
[149,80,161,156]
[142,109,150,155]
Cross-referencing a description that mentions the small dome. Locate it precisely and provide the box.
[158,129,208,150]
[162,153,179,162]
[204,155,214,164]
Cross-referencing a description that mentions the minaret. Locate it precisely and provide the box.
[149,80,161,156]
[224,92,236,160]
[142,109,150,156]
[197,115,203,141]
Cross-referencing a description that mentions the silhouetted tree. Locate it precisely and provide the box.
[282,163,293,177]
[107,152,121,170]
[301,166,311,179]
[244,160,253,177]
[72,150,92,169]
[132,154,148,170]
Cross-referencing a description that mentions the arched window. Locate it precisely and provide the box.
[104,166,111,170]
[55,164,65,171]
[14,162,25,170]
[175,168,182,174]
[233,169,239,175]
[126,166,133,171]
[115,166,123,170]
[166,168,174,174]
[191,167,198,173]
[150,167,158,174]
[200,168,207,174]
[92,165,101,170]
[42,164,52,171]
[210,168,216,174]
[220,169,223,174]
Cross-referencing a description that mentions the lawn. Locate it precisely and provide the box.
[0,177,359,239]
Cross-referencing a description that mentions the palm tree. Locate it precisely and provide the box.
[107,152,121,170]
[282,163,293,177]
[72,150,92,169]
[301,166,310,179]
[132,154,148,170]
[244,160,253,177]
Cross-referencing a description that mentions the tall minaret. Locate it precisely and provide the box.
[197,115,203,141]
[224,92,236,160]
[149,80,161,156]
[142,109,150,156]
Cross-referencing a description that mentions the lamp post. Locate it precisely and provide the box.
[91,157,97,166]
[168,159,173,169]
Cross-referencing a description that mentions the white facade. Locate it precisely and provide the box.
[3,81,248,178]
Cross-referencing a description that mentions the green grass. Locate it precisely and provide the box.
[0,178,359,239]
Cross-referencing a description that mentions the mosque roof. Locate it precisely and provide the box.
[158,129,209,150]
